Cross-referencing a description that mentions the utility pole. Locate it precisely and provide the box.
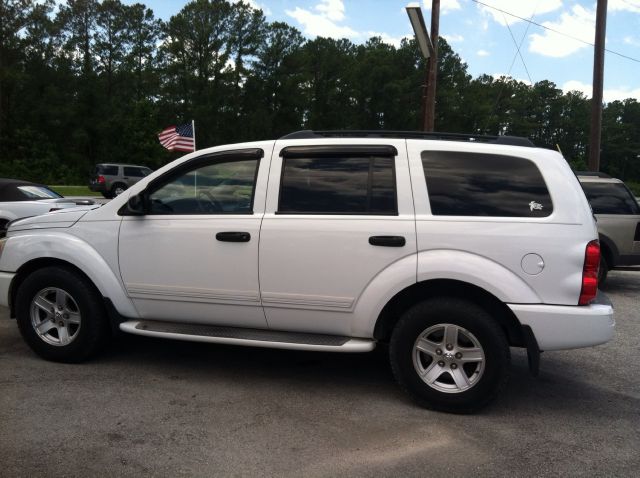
[406,1,440,132]
[424,0,440,132]
[588,0,608,172]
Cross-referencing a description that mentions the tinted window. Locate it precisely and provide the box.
[581,182,640,215]
[123,167,148,177]
[148,158,259,215]
[422,151,553,217]
[278,156,396,215]
[16,185,62,200]
[96,165,118,176]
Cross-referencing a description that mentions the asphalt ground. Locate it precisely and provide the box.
[1,271,638,477]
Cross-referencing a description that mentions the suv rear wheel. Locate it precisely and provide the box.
[111,183,127,197]
[389,298,510,413]
[15,266,110,362]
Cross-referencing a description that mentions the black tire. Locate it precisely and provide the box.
[111,183,127,197]
[15,266,110,363]
[101,191,113,199]
[389,298,510,414]
[598,255,609,286]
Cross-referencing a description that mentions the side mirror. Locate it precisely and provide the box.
[123,193,146,216]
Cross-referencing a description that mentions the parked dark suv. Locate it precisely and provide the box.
[578,172,640,284]
[89,163,153,198]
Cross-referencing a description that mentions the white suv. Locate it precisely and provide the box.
[0,131,614,413]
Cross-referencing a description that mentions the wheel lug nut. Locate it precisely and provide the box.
[435,349,442,355]
[58,305,63,310]
[438,361,445,367]
[451,363,458,369]
[446,344,453,351]
[58,321,64,327]
[455,352,462,359]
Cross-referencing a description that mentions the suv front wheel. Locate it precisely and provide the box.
[15,266,110,363]
[390,298,510,413]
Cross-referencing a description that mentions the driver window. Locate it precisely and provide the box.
[148,158,259,214]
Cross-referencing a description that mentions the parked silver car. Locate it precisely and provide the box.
[0,178,94,233]
[89,163,153,199]
[578,173,640,284]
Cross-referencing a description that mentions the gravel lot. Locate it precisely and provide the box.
[1,271,638,477]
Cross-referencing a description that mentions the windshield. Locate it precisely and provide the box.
[17,186,63,200]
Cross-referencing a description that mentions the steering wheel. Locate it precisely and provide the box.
[197,190,223,213]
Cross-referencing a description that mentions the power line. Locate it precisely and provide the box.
[503,12,533,84]
[471,0,640,64]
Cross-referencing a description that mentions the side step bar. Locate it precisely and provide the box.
[119,320,376,353]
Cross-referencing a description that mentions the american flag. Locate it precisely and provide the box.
[158,123,195,152]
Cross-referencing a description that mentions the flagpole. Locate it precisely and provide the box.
[192,119,196,151]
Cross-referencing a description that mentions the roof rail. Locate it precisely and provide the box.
[575,171,612,178]
[279,130,535,147]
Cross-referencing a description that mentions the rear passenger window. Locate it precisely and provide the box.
[421,151,553,217]
[124,167,147,177]
[278,156,397,215]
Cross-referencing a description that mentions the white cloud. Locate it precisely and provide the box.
[366,32,412,48]
[562,80,640,103]
[315,0,345,21]
[423,0,461,14]
[492,73,532,86]
[624,36,640,46]
[442,33,464,43]
[477,49,490,57]
[286,1,357,39]
[529,5,595,58]
[287,1,407,47]
[609,0,640,13]
[230,0,271,16]
[478,0,562,26]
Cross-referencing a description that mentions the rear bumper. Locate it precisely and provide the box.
[0,271,15,309]
[508,292,614,351]
[88,182,107,193]
[617,254,640,267]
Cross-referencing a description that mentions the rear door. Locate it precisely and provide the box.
[259,140,416,336]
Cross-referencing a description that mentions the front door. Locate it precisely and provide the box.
[118,147,269,327]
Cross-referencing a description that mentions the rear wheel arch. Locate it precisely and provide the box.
[373,279,525,347]
[598,233,617,268]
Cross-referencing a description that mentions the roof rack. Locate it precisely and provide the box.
[279,130,535,147]
[575,171,612,178]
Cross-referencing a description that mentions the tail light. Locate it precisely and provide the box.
[579,240,600,305]
[97,175,106,184]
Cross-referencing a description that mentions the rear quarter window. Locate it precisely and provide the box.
[96,165,119,176]
[581,182,640,215]
[421,151,553,217]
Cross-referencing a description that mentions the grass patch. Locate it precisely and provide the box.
[49,185,101,197]
[626,181,640,197]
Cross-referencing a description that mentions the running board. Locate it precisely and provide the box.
[119,320,376,353]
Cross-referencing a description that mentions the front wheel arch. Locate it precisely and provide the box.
[10,258,101,318]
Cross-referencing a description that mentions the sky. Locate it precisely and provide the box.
[130,0,640,103]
